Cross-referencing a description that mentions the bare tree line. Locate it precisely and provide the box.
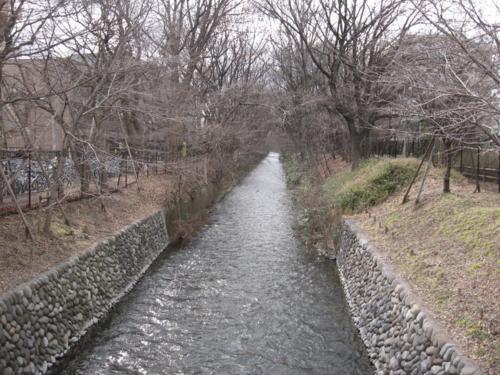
[1,0,500,236]
[257,0,500,190]
[0,0,272,235]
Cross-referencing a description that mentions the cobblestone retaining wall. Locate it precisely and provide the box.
[0,209,169,375]
[337,218,485,375]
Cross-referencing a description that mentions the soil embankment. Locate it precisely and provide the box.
[0,154,264,296]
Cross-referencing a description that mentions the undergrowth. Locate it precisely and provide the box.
[281,154,419,254]
[280,153,331,255]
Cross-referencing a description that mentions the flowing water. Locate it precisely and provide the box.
[53,153,373,375]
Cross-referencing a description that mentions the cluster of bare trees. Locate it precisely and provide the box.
[258,0,500,185]
[0,0,272,235]
[1,0,499,235]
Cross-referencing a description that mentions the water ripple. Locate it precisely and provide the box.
[53,153,373,375]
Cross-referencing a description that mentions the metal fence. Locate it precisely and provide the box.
[369,139,432,159]
[369,140,500,192]
[0,148,178,209]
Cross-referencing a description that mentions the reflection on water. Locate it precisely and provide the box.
[53,153,373,375]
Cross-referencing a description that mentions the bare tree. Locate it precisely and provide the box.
[412,0,500,149]
[265,28,341,165]
[257,0,419,168]
[2,0,157,231]
[0,0,67,230]
[392,33,496,192]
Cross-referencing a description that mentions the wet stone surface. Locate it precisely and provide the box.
[52,153,373,375]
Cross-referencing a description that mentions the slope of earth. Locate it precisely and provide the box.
[351,169,500,374]
[0,173,178,296]
[0,153,261,297]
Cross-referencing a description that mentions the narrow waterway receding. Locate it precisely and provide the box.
[52,153,373,375]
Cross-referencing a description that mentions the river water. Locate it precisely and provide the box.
[53,153,373,375]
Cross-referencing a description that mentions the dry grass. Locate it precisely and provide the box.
[351,167,500,374]
[0,173,178,296]
[0,153,260,297]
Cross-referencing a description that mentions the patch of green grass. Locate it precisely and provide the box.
[474,349,486,356]
[468,322,491,341]
[457,316,469,327]
[322,158,419,213]
[493,342,500,368]
[431,285,451,303]
[435,267,446,279]
[438,204,500,256]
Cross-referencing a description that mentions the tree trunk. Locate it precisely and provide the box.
[348,124,370,170]
[0,160,35,241]
[43,148,67,233]
[0,60,4,205]
[443,139,455,194]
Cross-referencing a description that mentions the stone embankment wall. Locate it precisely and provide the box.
[0,209,169,375]
[0,156,263,375]
[337,218,485,375]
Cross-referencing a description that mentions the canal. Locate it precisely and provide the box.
[52,152,373,375]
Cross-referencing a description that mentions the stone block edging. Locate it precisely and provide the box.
[0,208,169,375]
[337,218,485,375]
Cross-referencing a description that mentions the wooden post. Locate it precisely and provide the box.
[117,162,121,188]
[0,162,35,241]
[460,148,463,174]
[38,195,43,233]
[203,157,208,185]
[28,152,32,209]
[125,159,128,187]
[415,139,437,205]
[155,151,158,175]
[402,138,435,204]
[470,148,481,193]
[80,155,85,193]
[477,148,480,181]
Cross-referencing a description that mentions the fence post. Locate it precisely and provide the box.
[38,195,43,233]
[28,153,32,209]
[125,157,128,187]
[498,153,500,193]
[81,154,85,192]
[460,149,463,173]
[477,148,480,183]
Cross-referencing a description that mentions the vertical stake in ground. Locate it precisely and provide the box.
[415,138,437,205]
[402,137,435,204]
[0,162,35,241]
[470,148,481,193]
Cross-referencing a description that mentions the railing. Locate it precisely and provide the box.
[369,140,500,193]
[0,148,182,210]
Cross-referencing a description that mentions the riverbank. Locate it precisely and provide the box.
[351,169,500,374]
[282,154,499,374]
[0,154,264,296]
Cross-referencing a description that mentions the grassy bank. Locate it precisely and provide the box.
[282,153,500,374]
